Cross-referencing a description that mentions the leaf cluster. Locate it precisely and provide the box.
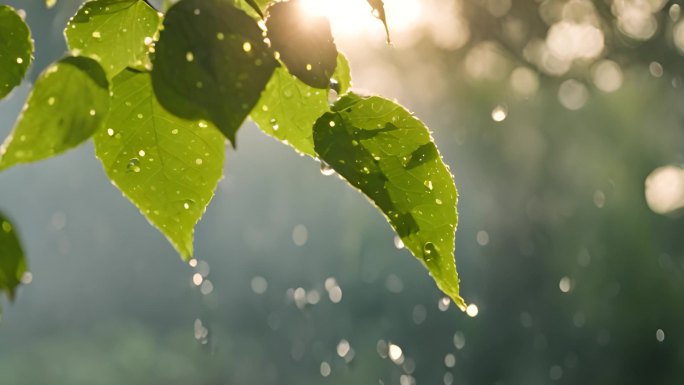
[0,0,464,309]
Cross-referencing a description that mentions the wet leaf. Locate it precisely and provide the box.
[244,0,264,18]
[152,0,277,145]
[334,52,352,95]
[0,212,26,303]
[0,56,109,170]
[266,0,337,89]
[313,94,464,309]
[367,0,391,44]
[65,0,162,78]
[94,69,224,259]
[0,5,33,101]
[251,53,351,156]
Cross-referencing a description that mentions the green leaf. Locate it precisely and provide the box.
[152,0,277,145]
[366,0,391,44]
[251,68,328,156]
[65,0,162,78]
[0,5,33,101]
[266,0,337,89]
[251,52,352,156]
[94,69,225,259]
[313,94,464,309]
[0,56,109,170]
[333,52,352,95]
[243,0,264,18]
[0,212,26,302]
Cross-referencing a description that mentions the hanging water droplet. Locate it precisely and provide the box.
[242,41,252,53]
[127,158,141,173]
[320,161,335,176]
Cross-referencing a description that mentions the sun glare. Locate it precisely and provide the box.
[298,0,423,40]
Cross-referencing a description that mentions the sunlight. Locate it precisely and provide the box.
[298,0,423,39]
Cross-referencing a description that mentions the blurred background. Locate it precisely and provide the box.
[1,0,684,383]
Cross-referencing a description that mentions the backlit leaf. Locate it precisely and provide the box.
[65,0,162,77]
[266,0,337,89]
[94,69,224,259]
[0,5,33,100]
[251,52,352,156]
[366,0,391,44]
[152,0,277,145]
[0,212,26,303]
[313,94,464,309]
[0,56,109,170]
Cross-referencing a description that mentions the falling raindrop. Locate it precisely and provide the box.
[491,104,508,122]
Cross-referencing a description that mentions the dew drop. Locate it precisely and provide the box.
[320,161,335,176]
[144,36,154,45]
[242,42,252,53]
[171,128,179,135]
[491,104,508,122]
[107,128,115,136]
[306,63,312,71]
[183,200,195,210]
[185,51,194,62]
[127,158,141,173]
[91,31,101,38]
[216,32,225,40]
[435,198,443,205]
[47,97,56,106]
[195,158,203,165]
[16,57,23,64]
[424,180,433,190]
[329,120,336,127]
[89,109,96,116]
[138,150,146,157]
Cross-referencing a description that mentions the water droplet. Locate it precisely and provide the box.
[47,97,56,106]
[137,113,143,119]
[127,158,141,173]
[423,242,438,257]
[306,63,312,71]
[171,128,179,135]
[107,128,115,136]
[91,31,101,38]
[435,198,443,205]
[320,161,335,176]
[89,109,96,116]
[186,51,194,62]
[393,235,404,249]
[138,150,146,157]
[183,200,195,210]
[195,158,203,165]
[466,303,479,317]
[328,120,336,127]
[193,8,200,15]
[16,57,23,64]
[198,121,208,128]
[424,180,433,190]
[216,32,225,40]
[491,104,508,122]
[144,36,153,45]
[242,42,252,53]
